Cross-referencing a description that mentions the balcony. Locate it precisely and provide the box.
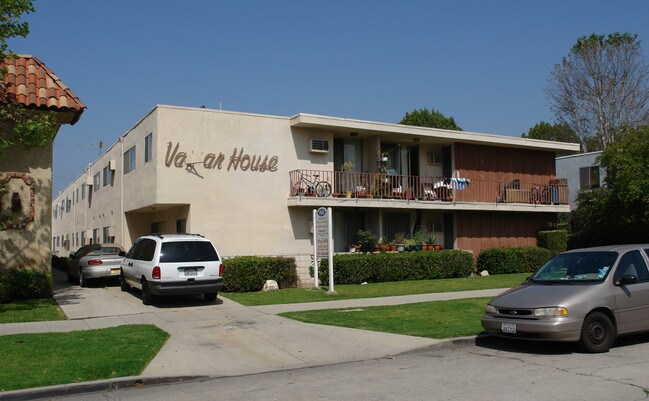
[288,169,570,211]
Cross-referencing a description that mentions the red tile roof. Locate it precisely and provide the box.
[1,54,85,125]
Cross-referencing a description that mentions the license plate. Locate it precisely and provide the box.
[110,268,120,275]
[502,322,517,334]
[184,268,197,277]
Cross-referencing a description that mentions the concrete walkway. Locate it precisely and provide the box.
[251,288,507,314]
[0,271,508,400]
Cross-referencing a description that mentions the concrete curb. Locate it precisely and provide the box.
[0,375,209,401]
[0,335,502,400]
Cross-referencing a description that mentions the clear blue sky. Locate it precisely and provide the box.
[8,0,649,195]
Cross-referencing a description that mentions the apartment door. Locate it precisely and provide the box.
[333,210,364,252]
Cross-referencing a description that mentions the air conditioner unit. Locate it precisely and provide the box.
[109,159,116,170]
[86,176,93,186]
[309,139,329,153]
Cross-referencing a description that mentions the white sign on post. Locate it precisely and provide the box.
[312,207,334,293]
[315,207,329,259]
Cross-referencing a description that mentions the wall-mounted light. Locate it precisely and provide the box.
[413,138,420,143]
[349,132,359,137]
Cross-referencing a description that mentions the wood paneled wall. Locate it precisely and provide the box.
[455,143,556,183]
[455,211,555,259]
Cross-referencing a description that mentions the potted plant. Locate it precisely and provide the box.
[356,229,377,253]
[424,231,437,251]
[412,229,423,251]
[394,232,406,252]
[404,238,418,252]
[340,161,354,198]
[377,237,389,252]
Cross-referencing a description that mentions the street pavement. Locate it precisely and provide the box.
[0,270,507,400]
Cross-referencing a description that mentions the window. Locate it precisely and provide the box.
[579,166,600,190]
[124,146,136,174]
[53,206,57,219]
[131,239,156,261]
[76,232,79,248]
[428,221,444,233]
[160,241,219,263]
[81,231,86,246]
[81,184,86,200]
[93,228,100,244]
[76,188,79,202]
[614,251,649,282]
[102,226,114,243]
[145,133,153,163]
[93,172,100,192]
[66,198,71,212]
[103,165,112,187]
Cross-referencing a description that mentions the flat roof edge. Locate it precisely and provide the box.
[290,113,581,152]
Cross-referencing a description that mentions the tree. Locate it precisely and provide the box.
[522,121,580,142]
[522,121,583,155]
[570,126,649,247]
[399,108,462,131]
[547,33,649,152]
[0,0,56,157]
[0,0,57,230]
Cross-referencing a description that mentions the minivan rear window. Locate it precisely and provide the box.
[160,241,219,263]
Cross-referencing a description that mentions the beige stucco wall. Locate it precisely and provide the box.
[152,107,330,257]
[52,106,338,258]
[0,143,53,272]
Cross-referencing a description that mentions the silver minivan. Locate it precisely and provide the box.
[481,244,649,352]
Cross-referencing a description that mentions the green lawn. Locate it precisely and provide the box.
[0,324,169,391]
[0,299,66,323]
[223,273,528,306]
[280,297,491,339]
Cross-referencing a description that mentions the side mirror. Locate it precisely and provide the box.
[616,275,639,286]
[118,251,126,257]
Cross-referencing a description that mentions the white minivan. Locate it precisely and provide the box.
[120,234,223,305]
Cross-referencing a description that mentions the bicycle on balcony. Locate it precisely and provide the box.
[293,172,332,197]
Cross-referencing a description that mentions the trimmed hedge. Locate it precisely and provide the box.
[222,256,298,292]
[537,230,568,254]
[317,250,474,285]
[477,247,554,275]
[0,268,54,303]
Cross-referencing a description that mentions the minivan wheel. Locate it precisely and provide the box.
[120,273,129,292]
[141,280,155,305]
[79,270,87,288]
[580,312,615,353]
[204,293,217,302]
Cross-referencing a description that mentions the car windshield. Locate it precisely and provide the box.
[97,246,123,254]
[160,241,219,263]
[531,251,619,283]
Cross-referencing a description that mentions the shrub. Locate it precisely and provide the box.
[223,256,298,292]
[537,230,568,254]
[0,268,53,303]
[477,247,554,275]
[317,250,474,285]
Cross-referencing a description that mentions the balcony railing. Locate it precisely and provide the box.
[289,169,569,205]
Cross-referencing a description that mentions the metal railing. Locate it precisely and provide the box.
[289,169,569,205]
